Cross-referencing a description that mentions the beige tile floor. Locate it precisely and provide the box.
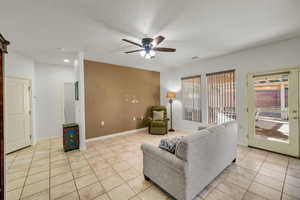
[5,130,300,200]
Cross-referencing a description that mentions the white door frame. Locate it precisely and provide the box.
[246,67,300,157]
[5,76,33,152]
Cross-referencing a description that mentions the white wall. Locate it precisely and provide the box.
[4,52,37,143]
[63,83,76,123]
[5,52,35,79]
[35,63,75,140]
[160,37,300,145]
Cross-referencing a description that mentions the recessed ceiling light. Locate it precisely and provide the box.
[64,59,70,63]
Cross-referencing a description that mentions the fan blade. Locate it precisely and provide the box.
[152,35,165,46]
[125,49,144,54]
[122,39,143,47]
[153,47,176,52]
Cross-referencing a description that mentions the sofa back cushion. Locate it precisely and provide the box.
[175,130,210,161]
[175,121,238,162]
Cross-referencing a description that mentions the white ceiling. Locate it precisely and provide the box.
[1,0,300,71]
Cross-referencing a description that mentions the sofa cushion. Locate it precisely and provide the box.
[153,110,164,120]
[159,136,183,154]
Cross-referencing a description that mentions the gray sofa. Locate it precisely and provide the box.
[141,121,238,200]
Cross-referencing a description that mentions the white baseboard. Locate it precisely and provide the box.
[86,127,147,142]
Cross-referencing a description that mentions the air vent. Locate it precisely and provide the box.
[192,56,199,60]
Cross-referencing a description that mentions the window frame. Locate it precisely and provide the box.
[181,75,202,122]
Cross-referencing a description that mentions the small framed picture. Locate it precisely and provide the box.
[75,81,79,100]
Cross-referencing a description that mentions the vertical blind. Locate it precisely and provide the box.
[182,76,201,122]
[207,70,236,124]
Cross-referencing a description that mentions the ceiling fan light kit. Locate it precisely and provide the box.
[122,35,176,59]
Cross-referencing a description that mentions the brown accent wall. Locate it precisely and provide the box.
[84,60,160,139]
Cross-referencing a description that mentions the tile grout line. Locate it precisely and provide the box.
[85,136,147,200]
[18,145,37,199]
[83,148,114,200]
[113,136,158,199]
[95,142,136,198]
[207,148,251,199]
[49,139,77,199]
[5,150,19,193]
[5,153,18,194]
[48,144,76,199]
[115,155,145,199]
[119,139,148,200]
[6,150,18,172]
[240,149,269,200]
[280,158,289,200]
[10,145,51,199]
[66,151,82,200]
[113,137,151,199]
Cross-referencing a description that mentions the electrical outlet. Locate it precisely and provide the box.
[101,121,105,126]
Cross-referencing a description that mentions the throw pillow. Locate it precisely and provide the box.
[159,136,183,154]
[153,111,164,120]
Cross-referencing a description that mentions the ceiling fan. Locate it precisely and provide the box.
[122,35,176,59]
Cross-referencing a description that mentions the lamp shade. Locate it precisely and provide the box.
[166,91,176,99]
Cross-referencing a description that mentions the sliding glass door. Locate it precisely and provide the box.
[247,68,299,157]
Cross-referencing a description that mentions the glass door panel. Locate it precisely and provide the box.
[254,74,289,143]
[255,111,289,143]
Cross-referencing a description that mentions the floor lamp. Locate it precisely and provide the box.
[166,92,176,132]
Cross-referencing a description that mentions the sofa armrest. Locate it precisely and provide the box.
[141,143,186,172]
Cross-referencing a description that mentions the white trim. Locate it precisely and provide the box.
[86,128,147,142]
[78,52,86,151]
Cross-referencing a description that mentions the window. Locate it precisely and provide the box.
[207,70,236,124]
[182,76,201,122]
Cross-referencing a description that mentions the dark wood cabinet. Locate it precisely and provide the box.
[0,34,9,200]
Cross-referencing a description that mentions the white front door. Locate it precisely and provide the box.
[247,68,299,157]
[5,77,32,153]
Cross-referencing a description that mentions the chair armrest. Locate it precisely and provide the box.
[141,143,186,171]
[147,117,153,121]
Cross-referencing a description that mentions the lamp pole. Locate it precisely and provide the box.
[169,98,175,132]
